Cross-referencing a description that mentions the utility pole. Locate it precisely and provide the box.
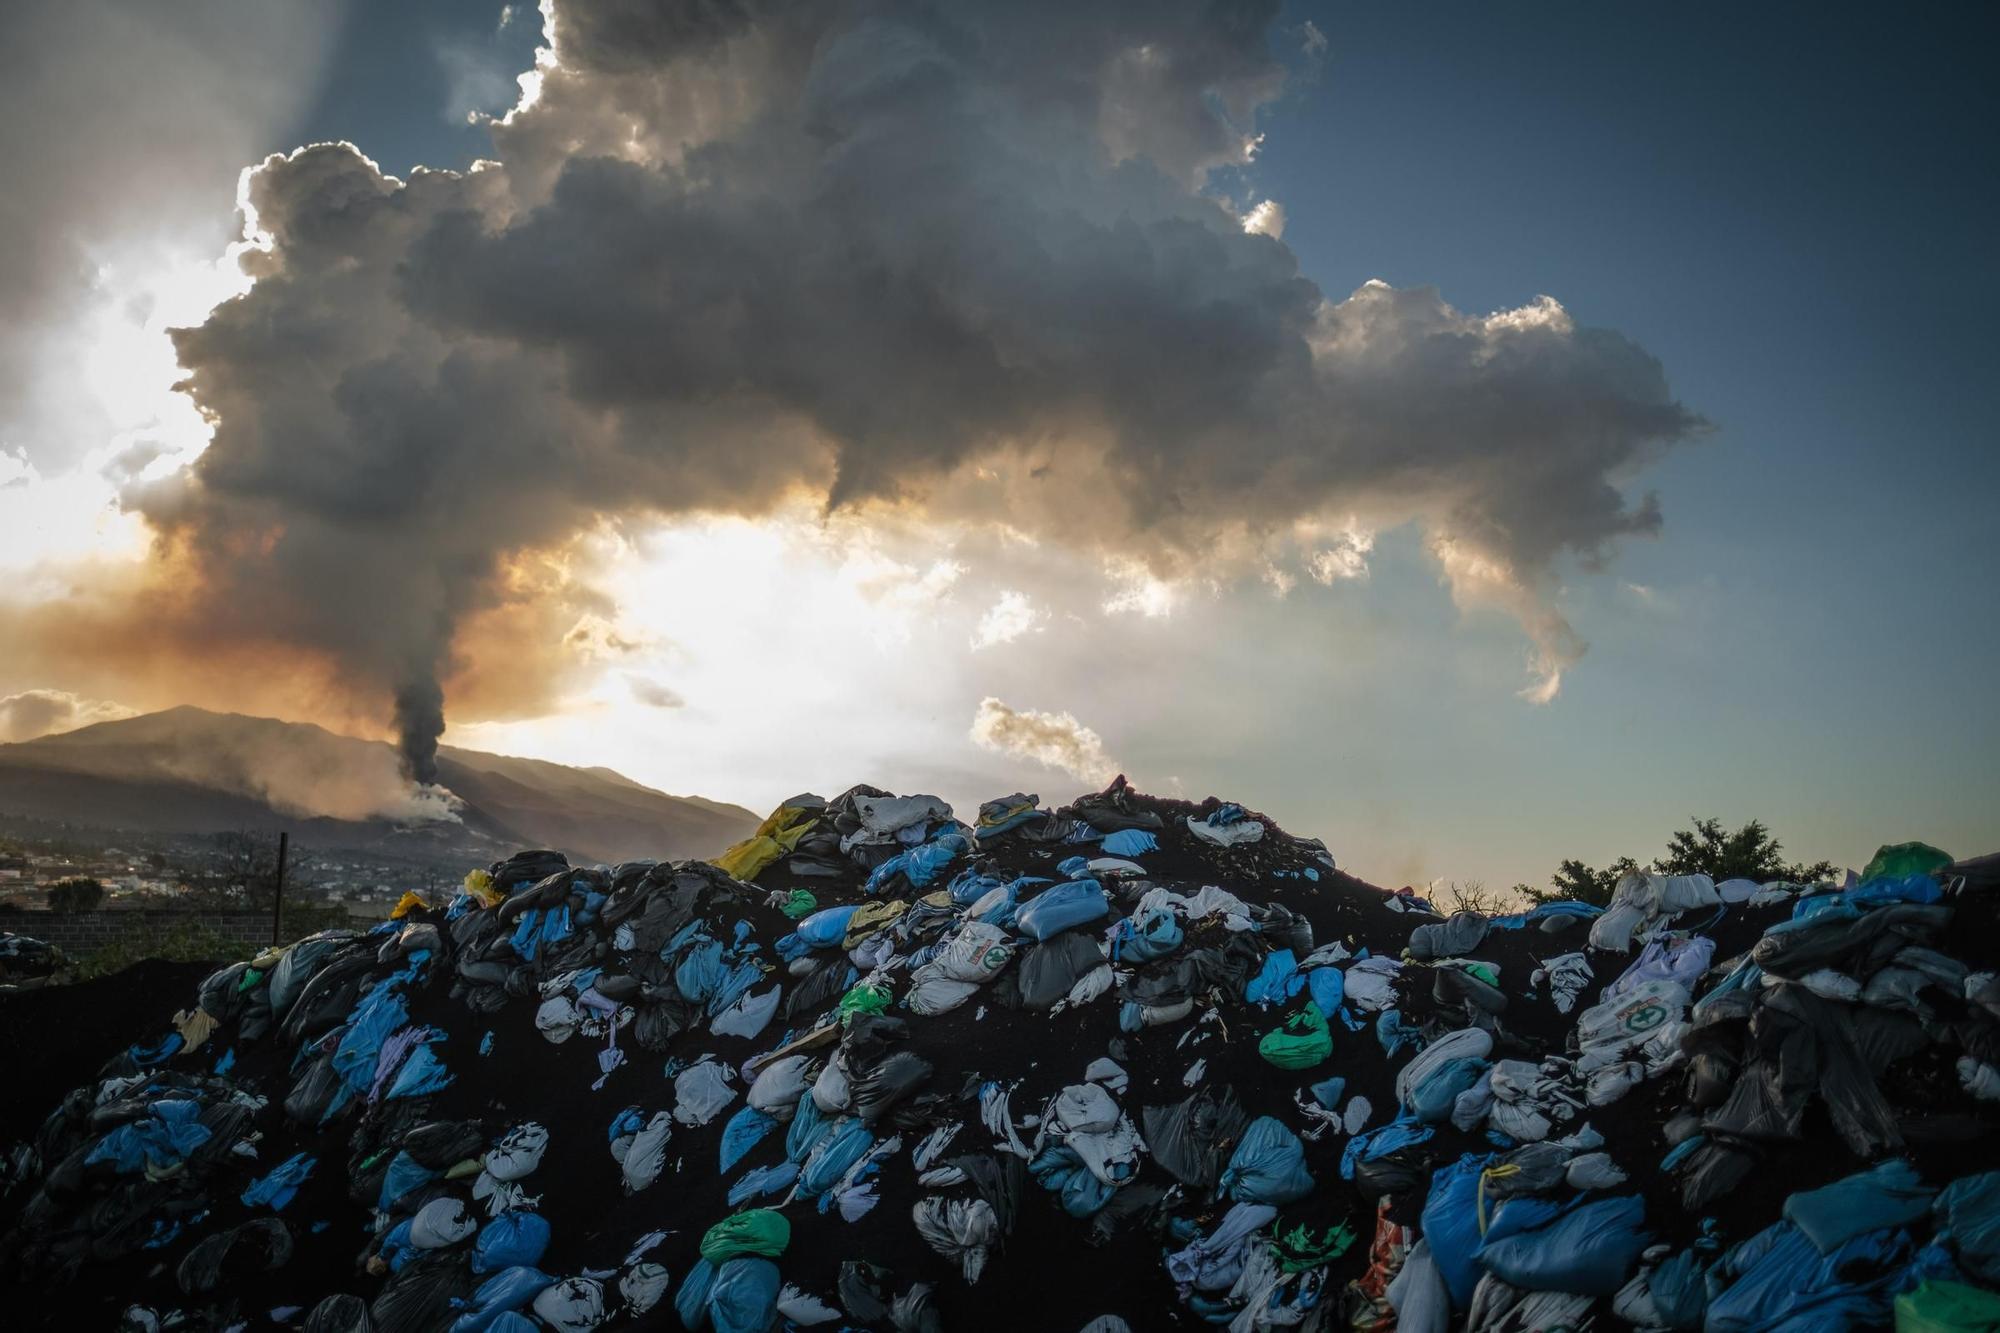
[271,831,289,947]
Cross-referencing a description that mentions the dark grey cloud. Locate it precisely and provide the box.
[139,0,1703,774]
[627,675,688,710]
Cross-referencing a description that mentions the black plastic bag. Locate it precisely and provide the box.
[284,1055,344,1127]
[852,1051,935,1125]
[1751,902,1949,979]
[490,849,569,892]
[1141,1083,1250,1188]
[301,1293,374,1333]
[402,1120,485,1170]
[783,960,852,1024]
[369,1250,471,1333]
[838,1259,893,1323]
[948,1153,1027,1236]
[1353,1145,1436,1202]
[1018,932,1107,1011]
[177,1218,293,1295]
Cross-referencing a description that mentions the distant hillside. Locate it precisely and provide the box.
[0,706,758,865]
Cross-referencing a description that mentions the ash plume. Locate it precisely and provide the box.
[108,0,1702,750]
[394,679,446,785]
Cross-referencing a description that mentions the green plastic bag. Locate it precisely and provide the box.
[1862,842,1953,883]
[699,1208,791,1263]
[1271,1218,1358,1271]
[779,889,819,920]
[1894,1278,2000,1332]
[838,979,892,1023]
[1258,1001,1333,1070]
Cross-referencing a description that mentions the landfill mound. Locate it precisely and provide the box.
[0,959,217,1145]
[2,780,1996,1332]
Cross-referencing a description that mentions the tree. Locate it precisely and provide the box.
[1524,857,1638,907]
[1528,817,1834,906]
[181,831,283,909]
[1436,880,1513,914]
[1653,817,1835,884]
[46,877,105,913]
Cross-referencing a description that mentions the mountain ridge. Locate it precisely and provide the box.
[0,706,758,865]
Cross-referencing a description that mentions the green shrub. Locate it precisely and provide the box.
[74,919,254,980]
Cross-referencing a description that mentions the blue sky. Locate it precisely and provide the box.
[1237,3,1998,880]
[1,2,1989,891]
[289,0,542,174]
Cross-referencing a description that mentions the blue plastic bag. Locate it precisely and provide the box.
[675,1257,715,1330]
[708,1257,781,1333]
[1306,966,1343,1015]
[1782,1159,1934,1254]
[1101,828,1158,857]
[450,1266,555,1333]
[797,1118,873,1197]
[1338,1117,1434,1181]
[785,1096,830,1164]
[1478,1193,1651,1296]
[719,1105,780,1173]
[675,938,728,1003]
[1030,1144,1118,1217]
[471,1212,551,1275]
[1703,1220,1910,1331]
[240,1151,315,1211]
[484,1312,538,1333]
[509,908,544,961]
[795,906,860,949]
[386,1036,454,1100]
[1016,880,1109,941]
[1409,1057,1488,1124]
[1421,1153,1494,1310]
[728,1161,800,1206]
[377,1150,437,1210]
[85,1099,211,1175]
[1376,1009,1423,1059]
[331,976,413,1101]
[970,882,1024,930]
[1117,908,1183,964]
[707,959,763,1016]
[1220,1117,1315,1206]
[127,1033,183,1066]
[866,833,969,893]
[1245,949,1304,1006]
[947,869,1005,907]
[1935,1171,2000,1284]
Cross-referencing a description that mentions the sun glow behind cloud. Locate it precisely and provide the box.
[443,511,979,806]
[0,241,251,579]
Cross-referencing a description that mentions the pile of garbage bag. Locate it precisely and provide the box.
[0,929,63,987]
[0,777,1995,1331]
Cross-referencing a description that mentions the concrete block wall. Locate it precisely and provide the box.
[0,910,281,956]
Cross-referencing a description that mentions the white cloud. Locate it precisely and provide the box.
[0,688,136,743]
[1102,558,1179,619]
[970,589,1042,649]
[1242,198,1286,238]
[1306,527,1376,583]
[970,696,1119,783]
[1432,534,1584,704]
